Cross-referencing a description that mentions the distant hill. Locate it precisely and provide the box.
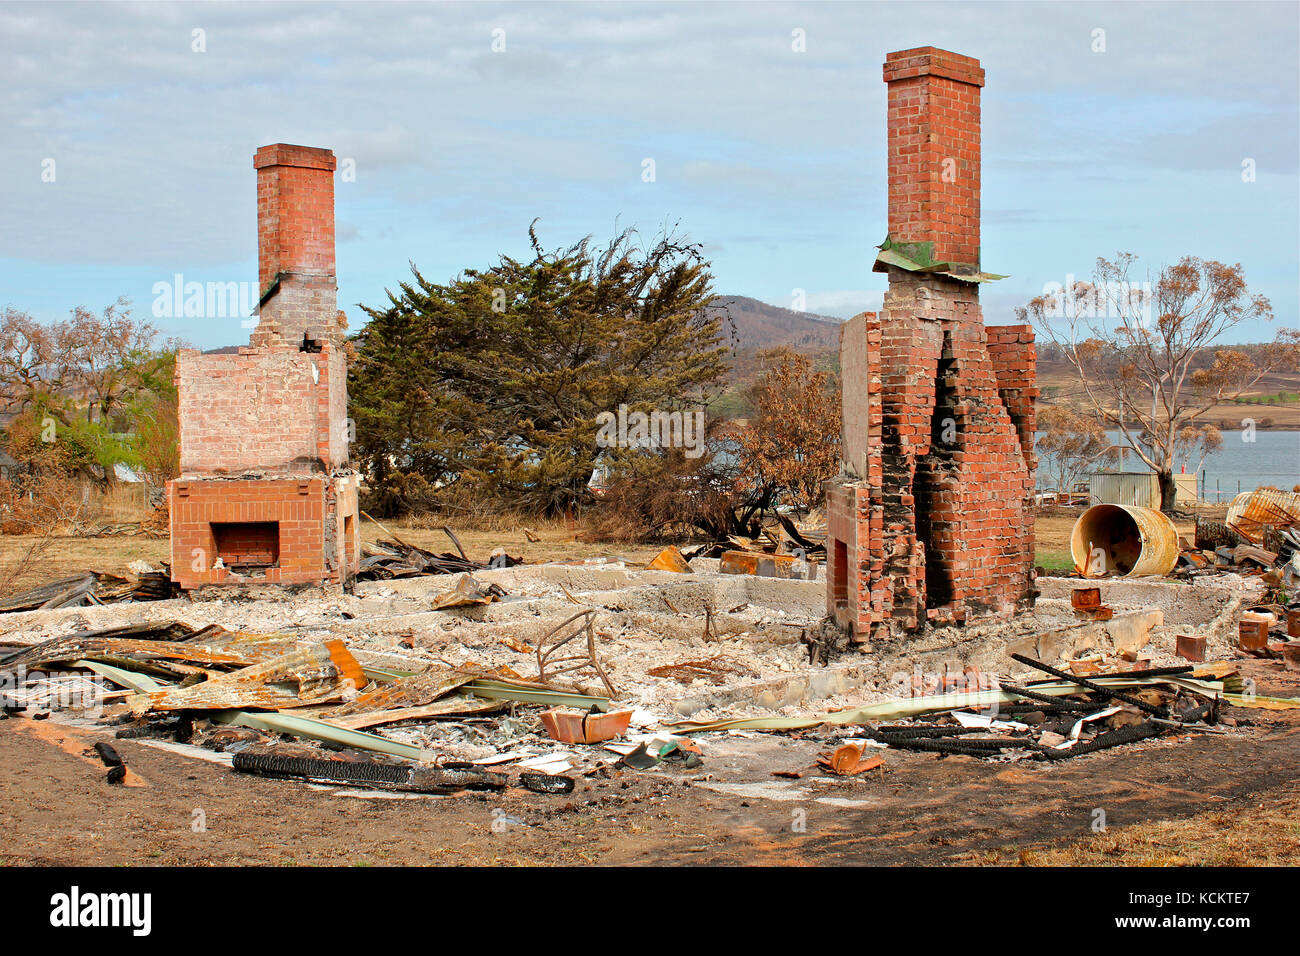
[708,300,1299,428]
[707,295,844,352]
[1037,349,1300,429]
[705,296,844,418]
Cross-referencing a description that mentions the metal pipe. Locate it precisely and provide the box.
[1010,653,1165,715]
[1070,503,1179,576]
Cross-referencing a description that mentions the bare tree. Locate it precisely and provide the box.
[0,307,77,416]
[720,348,841,517]
[1018,253,1295,511]
[66,299,165,428]
[1035,404,1116,497]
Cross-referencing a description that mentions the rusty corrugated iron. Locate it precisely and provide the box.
[1225,488,1300,546]
[130,639,366,712]
[323,669,473,716]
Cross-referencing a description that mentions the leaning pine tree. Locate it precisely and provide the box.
[349,222,730,515]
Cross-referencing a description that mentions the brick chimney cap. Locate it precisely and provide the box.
[883,47,984,87]
[254,143,337,171]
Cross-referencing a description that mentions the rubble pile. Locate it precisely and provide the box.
[0,570,176,613]
[3,545,1297,799]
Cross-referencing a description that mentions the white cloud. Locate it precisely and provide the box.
[0,1,1293,344]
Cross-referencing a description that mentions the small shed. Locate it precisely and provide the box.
[1088,471,1197,508]
[1089,472,1159,508]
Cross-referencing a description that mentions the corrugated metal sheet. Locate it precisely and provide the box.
[1089,472,1160,509]
[1087,472,1199,508]
[1225,488,1300,544]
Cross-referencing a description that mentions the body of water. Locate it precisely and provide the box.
[1036,429,1299,502]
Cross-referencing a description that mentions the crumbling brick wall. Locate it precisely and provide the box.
[985,324,1039,470]
[826,312,884,637]
[825,48,1036,641]
[168,144,359,590]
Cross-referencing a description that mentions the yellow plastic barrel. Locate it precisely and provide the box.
[1069,504,1179,577]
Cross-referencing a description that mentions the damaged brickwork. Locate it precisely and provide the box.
[168,144,360,590]
[826,48,1038,641]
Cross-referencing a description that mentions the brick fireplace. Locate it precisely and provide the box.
[168,144,359,590]
[825,48,1038,641]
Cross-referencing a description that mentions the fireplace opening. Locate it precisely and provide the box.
[212,521,280,570]
[917,329,957,608]
[832,538,849,609]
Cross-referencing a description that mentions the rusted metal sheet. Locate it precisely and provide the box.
[1225,488,1300,546]
[1070,587,1102,611]
[647,656,753,685]
[646,546,693,573]
[1238,617,1270,652]
[323,669,473,716]
[718,550,815,579]
[324,696,505,730]
[1069,586,1113,620]
[130,639,366,712]
[7,637,256,671]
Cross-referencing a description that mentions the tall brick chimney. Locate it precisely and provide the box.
[825,47,1037,642]
[252,143,344,347]
[882,47,984,271]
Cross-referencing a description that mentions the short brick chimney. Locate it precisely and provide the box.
[167,144,359,591]
[882,47,984,270]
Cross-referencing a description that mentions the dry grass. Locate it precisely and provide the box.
[0,510,1199,598]
[0,535,171,595]
[962,780,1300,866]
[1037,363,1300,429]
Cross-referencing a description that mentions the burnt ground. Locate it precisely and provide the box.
[2,660,1297,867]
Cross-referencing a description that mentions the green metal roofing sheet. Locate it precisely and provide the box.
[872,235,1007,283]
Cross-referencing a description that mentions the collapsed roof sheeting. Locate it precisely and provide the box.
[872,235,1007,283]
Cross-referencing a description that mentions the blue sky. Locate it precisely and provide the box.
[1,0,1296,350]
